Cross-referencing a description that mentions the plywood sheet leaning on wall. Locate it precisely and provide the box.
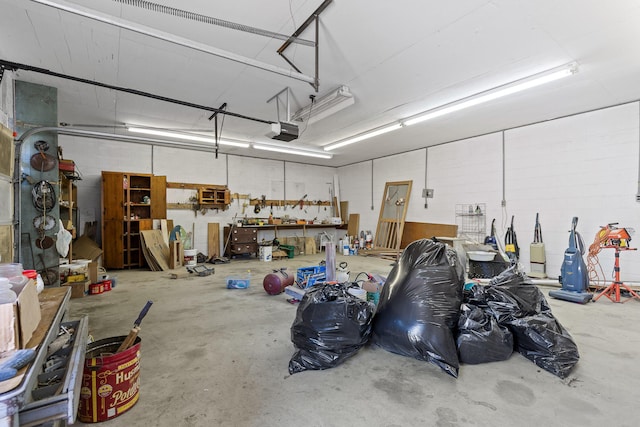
[208,223,220,258]
[347,214,360,238]
[140,230,170,271]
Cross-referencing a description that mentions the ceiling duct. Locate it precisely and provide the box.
[291,85,355,125]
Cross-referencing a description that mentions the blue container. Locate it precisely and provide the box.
[296,265,326,288]
[226,276,250,289]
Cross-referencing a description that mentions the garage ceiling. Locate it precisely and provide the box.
[1,0,640,166]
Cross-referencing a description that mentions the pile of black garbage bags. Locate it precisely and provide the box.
[288,238,579,379]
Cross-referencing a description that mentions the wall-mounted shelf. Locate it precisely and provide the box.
[455,203,486,243]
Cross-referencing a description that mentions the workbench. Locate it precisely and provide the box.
[224,223,339,258]
[0,287,88,426]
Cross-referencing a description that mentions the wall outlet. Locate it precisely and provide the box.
[422,188,434,198]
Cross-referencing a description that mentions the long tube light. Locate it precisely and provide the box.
[323,123,402,151]
[403,62,578,126]
[291,85,355,124]
[253,143,333,159]
[127,127,250,148]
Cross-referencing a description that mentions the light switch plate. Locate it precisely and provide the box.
[422,188,434,198]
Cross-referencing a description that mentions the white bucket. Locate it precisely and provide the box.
[260,246,273,262]
[184,249,197,266]
[348,287,367,301]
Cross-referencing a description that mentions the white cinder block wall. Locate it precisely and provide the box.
[339,102,640,283]
[49,101,640,283]
[59,139,340,254]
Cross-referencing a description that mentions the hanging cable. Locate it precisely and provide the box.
[586,227,610,290]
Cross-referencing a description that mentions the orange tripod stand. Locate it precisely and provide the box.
[593,246,640,303]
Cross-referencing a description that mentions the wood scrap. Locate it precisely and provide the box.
[140,230,171,271]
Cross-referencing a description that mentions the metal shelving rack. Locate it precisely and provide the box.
[455,203,486,243]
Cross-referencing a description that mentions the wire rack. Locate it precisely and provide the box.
[455,203,486,243]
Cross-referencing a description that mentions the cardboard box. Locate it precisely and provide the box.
[0,279,42,352]
[88,261,99,284]
[63,280,87,299]
[72,235,103,262]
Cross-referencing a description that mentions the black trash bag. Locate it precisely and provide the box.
[508,313,580,378]
[456,304,514,364]
[481,268,551,324]
[479,266,579,377]
[372,239,465,377]
[288,282,375,374]
[488,265,531,287]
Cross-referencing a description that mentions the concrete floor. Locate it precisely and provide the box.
[69,253,639,427]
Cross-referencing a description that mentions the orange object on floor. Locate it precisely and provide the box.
[593,246,640,303]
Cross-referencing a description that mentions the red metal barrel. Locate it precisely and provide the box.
[263,269,295,295]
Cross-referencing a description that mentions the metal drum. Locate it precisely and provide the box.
[263,268,294,295]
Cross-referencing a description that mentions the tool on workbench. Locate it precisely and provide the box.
[117,300,153,353]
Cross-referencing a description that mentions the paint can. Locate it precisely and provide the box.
[184,249,197,266]
[77,336,142,423]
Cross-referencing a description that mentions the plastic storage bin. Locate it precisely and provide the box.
[226,272,251,289]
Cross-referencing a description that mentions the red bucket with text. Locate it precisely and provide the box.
[77,336,142,423]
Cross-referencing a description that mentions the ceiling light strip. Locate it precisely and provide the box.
[404,62,578,126]
[291,85,355,124]
[253,143,332,159]
[324,123,402,151]
[127,127,250,148]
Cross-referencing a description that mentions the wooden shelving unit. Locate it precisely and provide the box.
[101,171,166,269]
[58,172,78,262]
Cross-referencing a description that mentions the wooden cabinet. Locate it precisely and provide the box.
[223,226,258,258]
[198,186,230,207]
[101,171,166,269]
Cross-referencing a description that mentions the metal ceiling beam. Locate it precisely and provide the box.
[0,59,274,125]
[112,0,316,47]
[277,0,334,92]
[30,0,316,85]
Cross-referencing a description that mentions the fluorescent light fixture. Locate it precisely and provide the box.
[404,62,578,126]
[127,127,250,148]
[291,85,355,124]
[252,143,333,159]
[323,123,403,151]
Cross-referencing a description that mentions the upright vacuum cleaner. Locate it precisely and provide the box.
[550,217,593,304]
[504,216,519,264]
[529,213,547,278]
[484,219,498,250]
